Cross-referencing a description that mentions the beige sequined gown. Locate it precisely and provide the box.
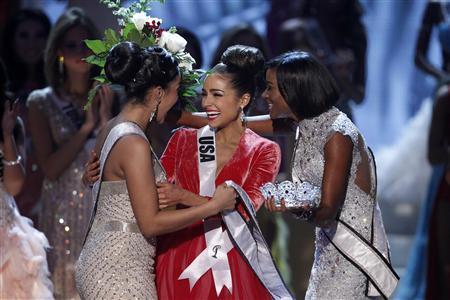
[291,107,388,300]
[75,122,163,299]
[27,87,93,299]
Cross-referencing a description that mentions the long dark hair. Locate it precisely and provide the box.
[2,9,51,93]
[44,7,100,90]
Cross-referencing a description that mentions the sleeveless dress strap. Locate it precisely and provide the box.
[82,122,148,245]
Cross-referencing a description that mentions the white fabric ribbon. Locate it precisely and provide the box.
[178,126,233,296]
[323,209,399,299]
[223,181,293,300]
[178,219,233,295]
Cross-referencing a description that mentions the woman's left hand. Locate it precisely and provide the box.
[2,100,19,137]
[157,182,185,209]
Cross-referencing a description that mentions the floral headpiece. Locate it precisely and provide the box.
[84,0,200,109]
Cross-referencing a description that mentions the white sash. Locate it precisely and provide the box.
[178,126,233,296]
[178,126,293,299]
[321,148,399,299]
[323,213,398,299]
[224,181,293,300]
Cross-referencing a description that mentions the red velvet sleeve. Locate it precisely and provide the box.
[160,129,183,183]
[241,141,281,212]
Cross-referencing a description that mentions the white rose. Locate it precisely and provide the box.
[158,31,187,54]
[179,53,196,70]
[131,12,148,31]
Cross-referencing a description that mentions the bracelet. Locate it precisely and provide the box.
[2,155,22,166]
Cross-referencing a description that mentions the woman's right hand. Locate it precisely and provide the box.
[212,183,237,212]
[82,150,100,186]
[264,196,287,213]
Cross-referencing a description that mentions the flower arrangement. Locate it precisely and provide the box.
[84,0,200,109]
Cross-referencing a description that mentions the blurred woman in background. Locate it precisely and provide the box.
[27,7,113,299]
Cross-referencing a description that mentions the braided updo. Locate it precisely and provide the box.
[105,41,179,102]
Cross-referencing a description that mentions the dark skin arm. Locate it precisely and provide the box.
[265,133,353,228]
[428,85,450,165]
[415,2,448,80]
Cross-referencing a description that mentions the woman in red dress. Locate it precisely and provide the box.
[155,45,289,299]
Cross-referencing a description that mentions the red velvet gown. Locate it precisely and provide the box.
[157,128,281,300]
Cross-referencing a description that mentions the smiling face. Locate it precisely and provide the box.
[156,74,181,123]
[57,25,92,74]
[262,67,296,120]
[201,73,247,129]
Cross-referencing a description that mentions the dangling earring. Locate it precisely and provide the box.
[58,56,64,76]
[240,107,247,126]
[149,97,161,124]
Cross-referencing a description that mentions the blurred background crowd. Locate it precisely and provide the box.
[0,0,449,299]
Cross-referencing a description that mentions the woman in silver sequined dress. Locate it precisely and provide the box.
[75,42,236,300]
[264,52,397,299]
[26,8,114,299]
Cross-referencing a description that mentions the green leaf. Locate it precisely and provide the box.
[84,55,106,67]
[126,28,142,44]
[84,87,99,110]
[84,39,107,55]
[185,90,197,97]
[104,29,119,47]
[123,22,137,39]
[141,34,156,48]
[93,75,106,83]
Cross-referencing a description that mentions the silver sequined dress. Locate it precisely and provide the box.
[75,122,163,300]
[292,107,385,300]
[27,87,93,299]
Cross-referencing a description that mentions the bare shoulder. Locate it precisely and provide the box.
[325,132,354,154]
[115,134,150,158]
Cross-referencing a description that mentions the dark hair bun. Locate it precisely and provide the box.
[220,45,264,78]
[214,45,265,111]
[105,41,142,86]
[105,42,179,101]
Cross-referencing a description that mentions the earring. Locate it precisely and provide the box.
[58,56,64,76]
[240,107,246,125]
[149,97,161,124]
